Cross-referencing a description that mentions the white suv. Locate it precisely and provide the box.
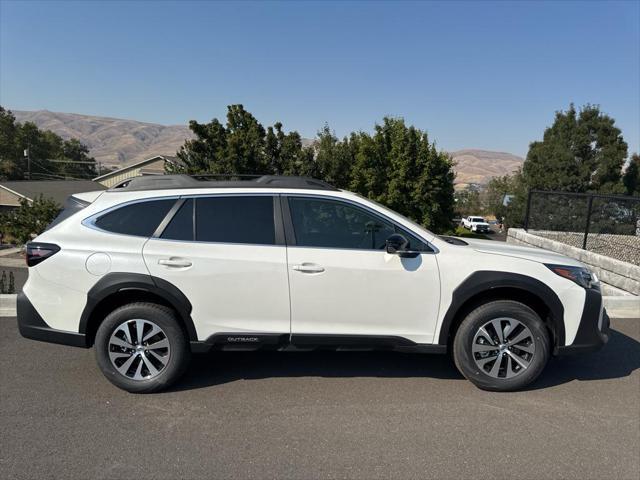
[18,175,609,393]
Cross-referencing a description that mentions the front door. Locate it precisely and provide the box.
[143,195,290,341]
[284,196,441,345]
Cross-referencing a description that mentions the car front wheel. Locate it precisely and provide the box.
[453,300,550,391]
[95,302,190,393]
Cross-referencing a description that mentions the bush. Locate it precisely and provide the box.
[0,271,15,294]
[0,195,60,245]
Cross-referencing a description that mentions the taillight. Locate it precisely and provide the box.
[25,242,60,267]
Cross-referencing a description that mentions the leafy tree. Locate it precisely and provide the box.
[347,117,454,232]
[0,196,60,244]
[60,139,97,178]
[524,104,628,193]
[0,106,97,180]
[173,105,276,175]
[265,122,314,176]
[313,125,355,189]
[455,185,483,217]
[622,153,639,196]
[485,171,528,228]
[174,105,456,233]
[0,107,21,178]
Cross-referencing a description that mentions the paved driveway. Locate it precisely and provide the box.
[1,318,638,479]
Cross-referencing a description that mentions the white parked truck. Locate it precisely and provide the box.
[463,216,491,233]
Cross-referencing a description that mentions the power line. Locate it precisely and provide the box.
[46,159,98,165]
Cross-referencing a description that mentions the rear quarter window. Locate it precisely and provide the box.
[93,199,175,237]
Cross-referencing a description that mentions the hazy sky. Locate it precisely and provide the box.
[1,0,638,157]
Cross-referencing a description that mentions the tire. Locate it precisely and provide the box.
[95,302,190,393]
[453,300,550,391]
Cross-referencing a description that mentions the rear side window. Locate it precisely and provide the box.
[196,196,275,244]
[94,199,175,237]
[161,199,194,241]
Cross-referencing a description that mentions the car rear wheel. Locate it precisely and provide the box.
[453,300,550,391]
[95,302,190,393]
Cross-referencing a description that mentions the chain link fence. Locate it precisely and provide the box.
[524,191,640,265]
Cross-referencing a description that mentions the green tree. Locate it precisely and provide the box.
[0,196,60,244]
[0,106,97,180]
[347,117,454,232]
[265,122,314,175]
[313,125,355,189]
[0,107,21,178]
[524,104,628,193]
[486,171,528,227]
[173,105,312,177]
[622,153,639,196]
[59,139,98,178]
[174,106,456,233]
[455,185,483,217]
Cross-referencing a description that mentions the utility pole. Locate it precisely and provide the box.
[24,148,31,180]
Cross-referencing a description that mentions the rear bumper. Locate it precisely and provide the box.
[555,287,609,355]
[17,292,88,348]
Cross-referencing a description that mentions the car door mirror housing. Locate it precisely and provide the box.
[386,234,420,258]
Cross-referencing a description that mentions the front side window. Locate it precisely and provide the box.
[93,199,175,237]
[195,196,275,245]
[288,197,396,250]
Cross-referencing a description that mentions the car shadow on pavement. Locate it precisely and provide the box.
[169,350,465,392]
[168,328,639,393]
[528,328,640,390]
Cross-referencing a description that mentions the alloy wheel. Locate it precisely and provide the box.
[471,317,535,379]
[108,319,171,380]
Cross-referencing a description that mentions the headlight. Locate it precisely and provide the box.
[545,264,596,289]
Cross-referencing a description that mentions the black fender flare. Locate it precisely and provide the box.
[79,272,197,341]
[437,271,565,346]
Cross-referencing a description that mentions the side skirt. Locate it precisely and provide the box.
[191,333,446,354]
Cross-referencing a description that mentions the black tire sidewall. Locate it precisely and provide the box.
[95,303,190,393]
[453,300,550,391]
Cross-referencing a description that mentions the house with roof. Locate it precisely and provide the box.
[0,180,106,214]
[92,155,182,188]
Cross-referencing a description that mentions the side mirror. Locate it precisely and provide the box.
[386,234,420,258]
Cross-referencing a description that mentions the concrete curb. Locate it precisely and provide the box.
[602,295,640,319]
[0,293,636,319]
[0,294,17,317]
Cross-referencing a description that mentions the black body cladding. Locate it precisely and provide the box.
[437,271,566,347]
[17,292,86,347]
[79,273,197,344]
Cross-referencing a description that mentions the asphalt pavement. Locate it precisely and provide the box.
[1,317,638,479]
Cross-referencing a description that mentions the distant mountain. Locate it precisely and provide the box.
[12,110,193,168]
[11,109,524,184]
[449,149,524,186]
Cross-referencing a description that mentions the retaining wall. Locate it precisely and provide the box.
[507,228,640,296]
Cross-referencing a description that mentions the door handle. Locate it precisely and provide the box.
[158,258,192,268]
[293,263,325,273]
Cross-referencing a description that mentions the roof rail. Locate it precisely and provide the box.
[109,174,338,192]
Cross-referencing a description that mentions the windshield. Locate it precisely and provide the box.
[471,217,486,223]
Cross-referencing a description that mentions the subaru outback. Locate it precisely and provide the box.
[17,175,609,392]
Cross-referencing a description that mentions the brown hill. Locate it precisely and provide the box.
[12,109,193,168]
[450,149,524,186]
[11,110,523,184]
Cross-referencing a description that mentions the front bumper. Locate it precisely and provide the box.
[17,292,87,348]
[555,286,610,355]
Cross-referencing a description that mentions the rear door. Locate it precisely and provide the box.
[143,194,290,341]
